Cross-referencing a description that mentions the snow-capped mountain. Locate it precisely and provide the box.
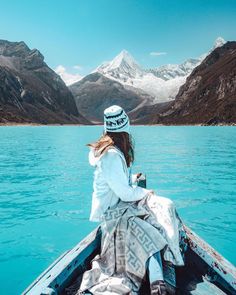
[95,49,144,81]
[149,37,226,80]
[94,37,226,103]
[95,52,190,102]
[95,50,180,102]
[146,58,200,80]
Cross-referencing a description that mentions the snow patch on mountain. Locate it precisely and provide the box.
[147,58,201,81]
[199,36,226,60]
[213,36,226,50]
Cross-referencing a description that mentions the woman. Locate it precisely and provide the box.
[78,105,184,295]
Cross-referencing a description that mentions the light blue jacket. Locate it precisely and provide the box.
[88,146,150,222]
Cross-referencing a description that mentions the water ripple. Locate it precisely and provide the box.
[0,126,235,294]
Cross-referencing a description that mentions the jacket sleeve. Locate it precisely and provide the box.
[131,174,138,184]
[101,151,150,202]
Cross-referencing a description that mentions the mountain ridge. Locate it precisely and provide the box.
[142,41,236,125]
[92,37,226,103]
[0,39,90,124]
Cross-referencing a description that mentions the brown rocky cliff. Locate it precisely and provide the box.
[0,40,89,124]
[157,41,236,125]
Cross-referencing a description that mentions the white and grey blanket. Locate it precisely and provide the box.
[76,193,184,295]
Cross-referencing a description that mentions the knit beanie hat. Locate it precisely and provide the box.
[104,105,130,134]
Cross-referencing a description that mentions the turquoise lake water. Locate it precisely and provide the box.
[0,126,235,294]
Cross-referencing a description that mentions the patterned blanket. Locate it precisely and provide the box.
[76,193,184,295]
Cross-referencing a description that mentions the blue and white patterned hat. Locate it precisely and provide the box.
[104,105,130,134]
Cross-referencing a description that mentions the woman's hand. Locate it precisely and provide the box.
[131,173,143,184]
[136,172,142,180]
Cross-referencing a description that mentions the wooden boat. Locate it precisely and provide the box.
[23,178,236,295]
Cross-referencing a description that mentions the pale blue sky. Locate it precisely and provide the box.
[0,0,236,76]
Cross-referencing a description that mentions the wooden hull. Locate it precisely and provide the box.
[22,225,236,295]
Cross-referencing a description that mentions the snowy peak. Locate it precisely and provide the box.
[147,37,226,80]
[96,49,143,80]
[109,49,139,69]
[213,37,226,50]
[95,48,203,103]
[199,36,226,61]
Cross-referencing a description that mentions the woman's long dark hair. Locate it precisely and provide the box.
[87,132,134,167]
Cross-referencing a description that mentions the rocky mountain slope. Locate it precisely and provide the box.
[2,38,233,125]
[69,72,155,123]
[145,41,236,125]
[0,40,89,124]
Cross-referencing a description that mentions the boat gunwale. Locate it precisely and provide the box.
[22,227,101,295]
[183,225,236,292]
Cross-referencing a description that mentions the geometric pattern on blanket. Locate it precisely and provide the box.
[78,193,184,295]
